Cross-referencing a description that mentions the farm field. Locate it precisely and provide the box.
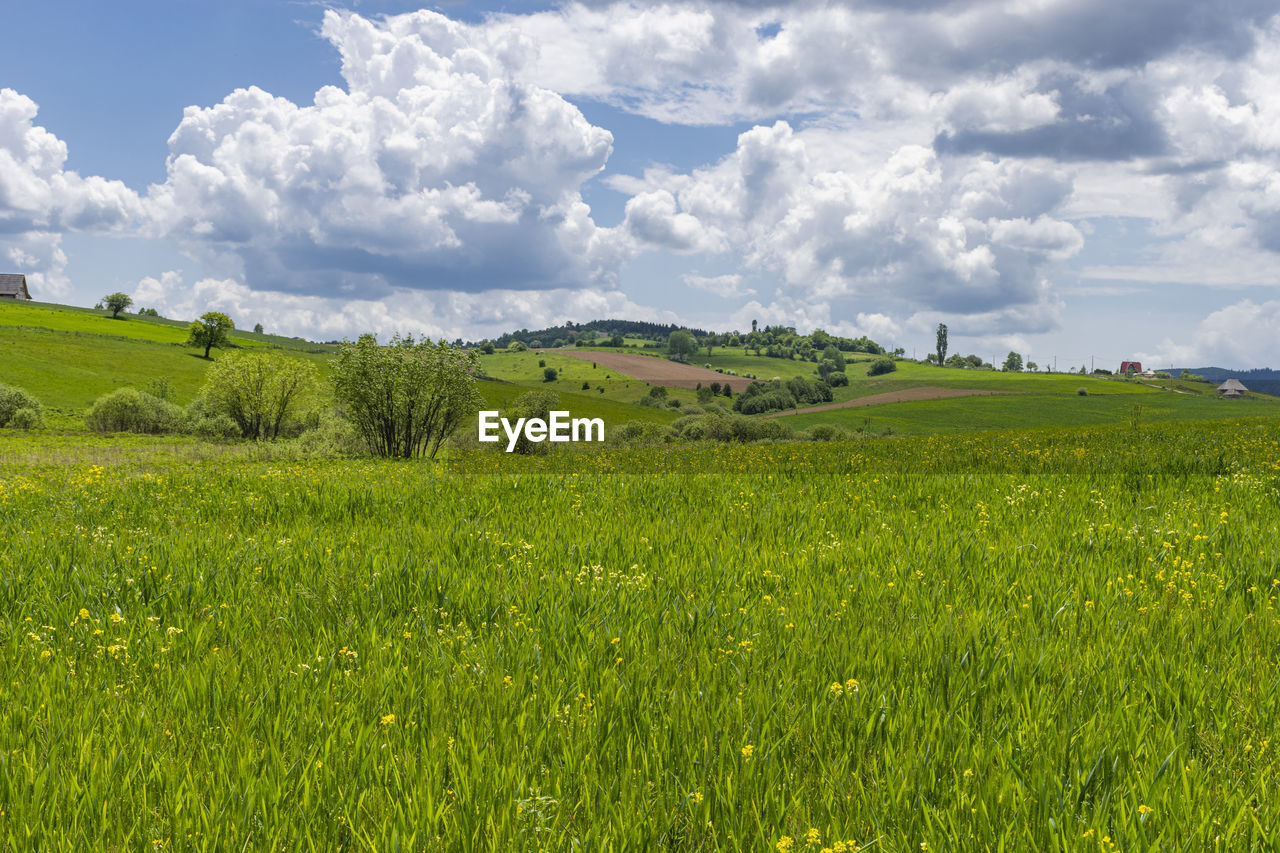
[3,419,1280,849]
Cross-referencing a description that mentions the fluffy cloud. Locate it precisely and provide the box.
[0,88,141,298]
[1139,299,1280,368]
[683,272,755,298]
[621,121,1080,336]
[145,10,622,299]
[131,271,677,343]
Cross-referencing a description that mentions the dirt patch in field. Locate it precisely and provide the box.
[763,386,1017,417]
[558,350,759,391]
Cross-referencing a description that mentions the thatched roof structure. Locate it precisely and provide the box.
[0,274,31,300]
[1218,378,1248,397]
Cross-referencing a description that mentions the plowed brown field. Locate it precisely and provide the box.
[558,350,759,391]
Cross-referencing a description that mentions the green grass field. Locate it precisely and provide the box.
[3,419,1280,848]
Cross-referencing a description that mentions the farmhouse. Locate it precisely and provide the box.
[1218,378,1248,399]
[0,273,31,300]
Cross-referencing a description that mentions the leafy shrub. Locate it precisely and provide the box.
[0,384,43,427]
[202,350,319,440]
[8,406,43,430]
[805,423,845,441]
[670,412,793,443]
[610,420,673,445]
[85,388,181,434]
[180,397,241,439]
[543,367,557,382]
[826,371,849,387]
[1077,387,1088,396]
[505,391,559,455]
[867,357,897,376]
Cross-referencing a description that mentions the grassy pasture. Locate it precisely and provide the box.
[3,419,1280,849]
[779,389,1280,434]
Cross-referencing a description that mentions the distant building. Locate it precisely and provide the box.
[0,273,31,301]
[1119,361,1142,374]
[1218,378,1248,399]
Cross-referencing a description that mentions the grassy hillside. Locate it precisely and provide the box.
[1,301,678,430]
[3,300,333,351]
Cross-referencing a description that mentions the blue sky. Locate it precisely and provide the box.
[3,0,1280,367]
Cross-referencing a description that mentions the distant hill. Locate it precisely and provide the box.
[1172,367,1280,396]
[475,319,712,348]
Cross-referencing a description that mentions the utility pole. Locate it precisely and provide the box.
[1091,355,1094,374]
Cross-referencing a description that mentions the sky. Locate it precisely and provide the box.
[3,1,1280,368]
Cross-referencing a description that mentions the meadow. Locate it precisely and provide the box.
[3,418,1280,850]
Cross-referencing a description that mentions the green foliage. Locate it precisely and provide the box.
[186,312,236,358]
[1078,387,1089,396]
[0,383,43,428]
[104,292,133,319]
[803,423,845,441]
[867,357,896,376]
[826,371,849,387]
[504,390,560,455]
[543,367,558,382]
[137,307,160,317]
[936,322,948,366]
[667,329,698,363]
[8,406,43,430]
[1003,351,1024,372]
[332,334,481,459]
[179,397,241,439]
[85,388,182,434]
[200,350,319,440]
[253,322,264,334]
[669,411,793,442]
[507,341,528,352]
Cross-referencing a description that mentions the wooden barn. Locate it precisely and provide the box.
[0,273,31,301]
[1218,379,1248,399]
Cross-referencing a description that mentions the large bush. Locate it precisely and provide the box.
[85,388,181,434]
[8,407,43,430]
[180,397,241,439]
[0,384,43,428]
[201,350,318,440]
[867,357,897,376]
[669,412,792,443]
[333,334,480,459]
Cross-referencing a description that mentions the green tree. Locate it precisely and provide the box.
[667,329,698,363]
[104,292,133,319]
[187,312,235,358]
[821,345,846,372]
[332,334,480,459]
[935,323,948,367]
[543,366,558,382]
[253,322,264,334]
[201,350,318,440]
[1003,351,1024,372]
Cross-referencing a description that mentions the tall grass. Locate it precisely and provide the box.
[1,418,1279,849]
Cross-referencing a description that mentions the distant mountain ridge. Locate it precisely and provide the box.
[1172,367,1280,396]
